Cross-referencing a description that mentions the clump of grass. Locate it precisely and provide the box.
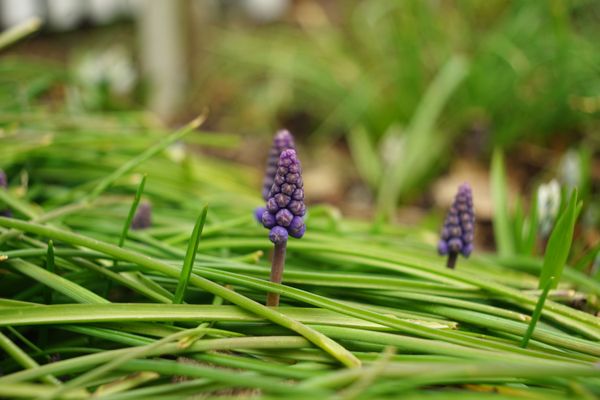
[0,57,599,398]
[437,183,475,269]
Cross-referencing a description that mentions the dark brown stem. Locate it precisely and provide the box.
[446,252,458,269]
[266,241,287,306]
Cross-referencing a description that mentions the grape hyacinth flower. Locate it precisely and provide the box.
[255,130,296,222]
[438,183,475,269]
[261,148,305,306]
[131,201,152,230]
[0,170,11,218]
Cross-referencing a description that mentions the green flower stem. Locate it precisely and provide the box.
[267,241,287,307]
[0,217,360,368]
[446,252,458,269]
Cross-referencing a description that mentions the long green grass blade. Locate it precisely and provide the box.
[43,326,224,399]
[0,304,412,331]
[0,331,61,386]
[0,217,360,368]
[522,277,555,348]
[523,190,539,256]
[491,148,515,256]
[539,190,578,289]
[173,205,208,304]
[86,113,206,201]
[6,259,108,304]
[0,383,86,400]
[0,189,39,219]
[43,241,55,304]
[0,336,311,384]
[118,175,147,248]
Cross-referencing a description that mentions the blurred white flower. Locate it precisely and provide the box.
[75,45,137,98]
[537,179,561,237]
[166,142,186,164]
[379,125,405,169]
[243,0,289,22]
[559,149,580,192]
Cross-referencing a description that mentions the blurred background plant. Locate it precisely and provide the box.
[1,0,599,248]
[209,0,600,213]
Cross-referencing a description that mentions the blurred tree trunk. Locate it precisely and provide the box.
[137,0,190,122]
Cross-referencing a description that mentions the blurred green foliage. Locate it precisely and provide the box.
[214,0,600,208]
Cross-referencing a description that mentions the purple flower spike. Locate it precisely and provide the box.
[262,148,306,308]
[438,183,475,268]
[131,201,152,230]
[262,149,306,243]
[261,130,296,201]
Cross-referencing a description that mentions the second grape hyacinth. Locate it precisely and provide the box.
[261,148,306,306]
[438,183,475,269]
